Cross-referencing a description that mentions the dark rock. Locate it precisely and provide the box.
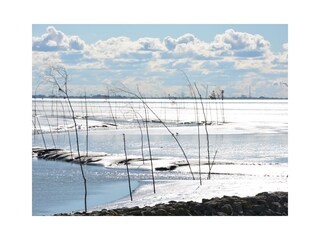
[204,207,217,216]
[128,210,142,216]
[244,210,256,216]
[107,210,119,216]
[55,191,288,216]
[174,207,189,216]
[155,165,177,171]
[270,202,282,211]
[130,206,140,211]
[256,192,270,198]
[264,209,276,216]
[202,198,210,204]
[204,200,221,209]
[232,201,243,215]
[242,200,253,210]
[221,204,233,215]
[256,199,268,206]
[155,209,168,216]
[252,204,266,214]
[217,211,228,216]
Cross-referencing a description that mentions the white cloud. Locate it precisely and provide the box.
[212,29,271,57]
[162,34,215,59]
[32,26,85,51]
[32,27,287,98]
[273,43,288,64]
[164,36,176,50]
[32,51,61,65]
[164,33,197,50]
[282,43,288,51]
[138,37,166,51]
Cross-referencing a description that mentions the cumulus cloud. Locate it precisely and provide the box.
[84,30,274,65]
[164,36,176,50]
[273,43,288,64]
[32,27,287,98]
[162,34,215,59]
[32,26,85,51]
[211,29,271,57]
[87,37,140,59]
[164,33,198,50]
[138,37,166,51]
[282,43,288,51]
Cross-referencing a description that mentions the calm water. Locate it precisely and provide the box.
[33,131,288,164]
[32,159,138,216]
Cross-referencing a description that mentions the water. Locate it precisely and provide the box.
[32,99,287,215]
[32,98,288,129]
[33,131,287,165]
[32,159,138,216]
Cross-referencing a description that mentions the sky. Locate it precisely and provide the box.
[32,24,288,98]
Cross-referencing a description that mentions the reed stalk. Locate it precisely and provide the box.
[142,104,156,193]
[115,86,195,180]
[85,92,89,157]
[47,66,88,212]
[122,134,133,201]
[208,150,218,179]
[194,83,211,179]
[130,105,145,164]
[106,88,117,129]
[41,101,56,149]
[60,99,73,159]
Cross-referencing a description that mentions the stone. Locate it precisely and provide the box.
[217,211,228,216]
[244,210,256,216]
[232,201,243,215]
[270,202,282,211]
[256,192,270,198]
[221,204,233,215]
[242,201,253,210]
[174,207,188,216]
[131,210,143,216]
[202,198,210,204]
[204,200,221,209]
[155,209,168,216]
[252,204,266,214]
[56,191,288,217]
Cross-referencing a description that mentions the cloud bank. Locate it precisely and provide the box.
[32,26,288,98]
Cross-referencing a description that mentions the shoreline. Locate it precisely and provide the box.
[33,151,287,215]
[56,191,288,216]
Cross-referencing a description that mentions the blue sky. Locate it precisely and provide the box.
[32,24,288,98]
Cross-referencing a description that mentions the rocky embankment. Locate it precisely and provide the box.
[56,191,288,216]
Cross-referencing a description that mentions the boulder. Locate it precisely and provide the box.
[221,204,233,215]
[55,191,288,216]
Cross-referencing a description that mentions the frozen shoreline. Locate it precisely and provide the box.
[32,99,287,215]
[93,173,287,212]
[59,191,288,216]
[33,146,287,215]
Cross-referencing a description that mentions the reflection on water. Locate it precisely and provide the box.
[32,159,138,216]
[33,131,288,164]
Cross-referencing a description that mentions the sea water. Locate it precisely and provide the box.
[32,159,138,216]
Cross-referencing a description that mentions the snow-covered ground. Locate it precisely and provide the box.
[96,175,287,211]
[32,98,288,212]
